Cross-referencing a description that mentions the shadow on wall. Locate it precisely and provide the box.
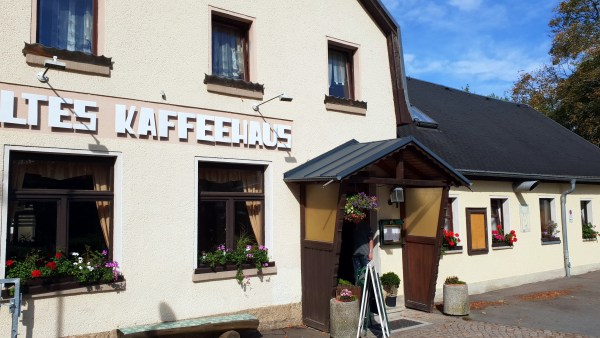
[159,301,177,323]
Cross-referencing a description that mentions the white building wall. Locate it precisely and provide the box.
[0,1,398,336]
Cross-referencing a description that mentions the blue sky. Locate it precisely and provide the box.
[382,0,561,97]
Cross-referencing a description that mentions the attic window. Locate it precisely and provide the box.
[409,105,438,128]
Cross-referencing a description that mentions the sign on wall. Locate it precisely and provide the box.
[0,83,292,150]
[520,204,530,232]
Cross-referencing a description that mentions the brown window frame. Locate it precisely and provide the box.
[7,152,115,256]
[466,208,489,255]
[211,15,250,82]
[36,0,99,55]
[198,163,265,251]
[444,197,456,232]
[327,44,355,100]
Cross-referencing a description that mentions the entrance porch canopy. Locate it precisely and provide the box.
[284,136,470,187]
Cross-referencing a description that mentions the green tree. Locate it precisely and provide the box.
[511,0,600,146]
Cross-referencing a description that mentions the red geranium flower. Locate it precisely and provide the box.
[31,270,42,278]
[6,259,15,267]
[510,230,516,234]
[46,262,57,270]
[55,252,63,259]
[448,241,455,247]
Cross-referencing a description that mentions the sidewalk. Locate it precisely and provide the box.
[257,270,600,338]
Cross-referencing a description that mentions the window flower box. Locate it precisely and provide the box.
[541,236,561,244]
[193,262,276,283]
[2,275,125,298]
[491,242,513,248]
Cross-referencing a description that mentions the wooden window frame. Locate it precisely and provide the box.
[327,44,355,100]
[7,151,115,256]
[211,15,250,82]
[198,163,265,250]
[466,208,489,255]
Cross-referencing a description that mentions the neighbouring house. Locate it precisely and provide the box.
[393,77,600,297]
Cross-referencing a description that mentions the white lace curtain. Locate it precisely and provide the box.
[212,23,245,79]
[38,0,94,54]
[10,160,113,249]
[328,49,350,98]
[200,168,263,245]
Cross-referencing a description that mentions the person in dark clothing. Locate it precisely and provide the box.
[352,220,374,278]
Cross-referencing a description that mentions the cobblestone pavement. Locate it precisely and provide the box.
[392,308,595,337]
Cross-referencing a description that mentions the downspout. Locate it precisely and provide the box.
[561,179,576,277]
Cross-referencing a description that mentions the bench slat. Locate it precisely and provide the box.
[118,314,259,337]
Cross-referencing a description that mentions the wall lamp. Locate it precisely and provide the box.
[37,56,66,83]
[389,187,404,207]
[252,93,293,111]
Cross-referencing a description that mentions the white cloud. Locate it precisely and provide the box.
[448,0,483,11]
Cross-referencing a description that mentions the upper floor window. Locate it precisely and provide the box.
[212,16,249,81]
[37,0,96,54]
[328,46,354,99]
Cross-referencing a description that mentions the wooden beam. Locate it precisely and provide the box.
[346,177,447,187]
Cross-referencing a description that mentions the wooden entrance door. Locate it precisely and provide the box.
[300,183,341,331]
[402,187,448,311]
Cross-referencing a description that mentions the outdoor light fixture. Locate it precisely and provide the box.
[252,93,293,111]
[37,56,66,83]
[389,187,404,206]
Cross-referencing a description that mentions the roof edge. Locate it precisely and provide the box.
[459,169,600,183]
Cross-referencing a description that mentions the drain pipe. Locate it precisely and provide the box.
[561,179,576,277]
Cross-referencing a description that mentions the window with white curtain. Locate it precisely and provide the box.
[197,162,265,255]
[37,0,96,54]
[328,47,354,99]
[212,16,249,81]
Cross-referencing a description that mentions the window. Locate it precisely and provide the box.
[466,208,488,255]
[197,163,264,255]
[328,46,354,99]
[444,197,457,232]
[211,15,249,81]
[6,152,114,259]
[37,0,97,54]
[540,198,559,241]
[490,198,509,231]
[581,200,592,225]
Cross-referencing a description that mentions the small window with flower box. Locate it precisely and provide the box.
[442,197,462,253]
[490,198,516,248]
[581,200,598,241]
[195,162,275,284]
[540,198,560,244]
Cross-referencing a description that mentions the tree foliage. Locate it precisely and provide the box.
[511,0,600,146]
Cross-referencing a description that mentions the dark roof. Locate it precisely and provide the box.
[398,77,600,183]
[284,137,470,186]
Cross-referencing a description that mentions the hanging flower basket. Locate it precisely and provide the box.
[344,192,378,223]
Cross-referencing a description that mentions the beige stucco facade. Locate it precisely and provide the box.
[0,1,398,336]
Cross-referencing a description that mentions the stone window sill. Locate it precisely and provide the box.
[23,43,112,76]
[541,238,561,245]
[582,238,598,242]
[324,95,367,115]
[193,263,277,283]
[444,249,463,255]
[492,245,513,250]
[204,74,264,100]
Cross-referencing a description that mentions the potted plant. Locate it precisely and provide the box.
[443,276,469,316]
[330,280,360,338]
[582,223,599,240]
[491,224,518,247]
[380,272,400,307]
[541,220,561,242]
[344,192,378,223]
[441,229,461,255]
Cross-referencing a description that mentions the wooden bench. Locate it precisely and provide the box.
[117,313,259,337]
